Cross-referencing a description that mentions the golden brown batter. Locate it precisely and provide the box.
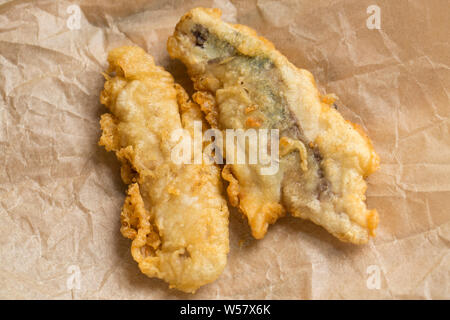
[99,46,229,292]
[168,8,380,244]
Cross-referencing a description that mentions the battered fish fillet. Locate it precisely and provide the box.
[99,46,229,293]
[167,8,380,244]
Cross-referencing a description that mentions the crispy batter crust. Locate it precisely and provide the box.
[168,8,380,243]
[99,46,229,292]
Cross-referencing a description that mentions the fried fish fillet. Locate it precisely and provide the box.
[99,46,229,293]
[167,8,380,244]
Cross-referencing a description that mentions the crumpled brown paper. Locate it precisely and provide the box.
[0,0,448,299]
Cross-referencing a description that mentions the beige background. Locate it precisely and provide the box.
[0,0,448,299]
